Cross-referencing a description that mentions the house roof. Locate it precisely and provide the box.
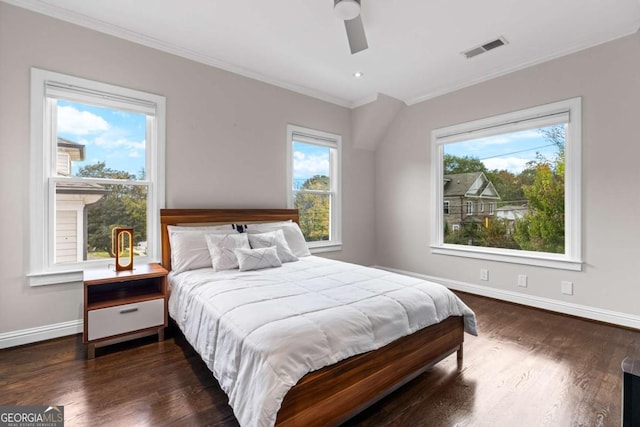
[56,181,109,195]
[444,172,483,197]
[57,137,85,161]
[443,172,500,200]
[496,205,529,212]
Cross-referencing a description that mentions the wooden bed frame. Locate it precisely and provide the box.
[160,208,465,427]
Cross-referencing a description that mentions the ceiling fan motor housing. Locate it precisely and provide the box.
[334,0,361,21]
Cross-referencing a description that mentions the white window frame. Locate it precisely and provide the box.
[431,97,582,271]
[29,68,166,286]
[466,201,474,215]
[444,200,450,215]
[286,124,342,253]
[488,203,495,215]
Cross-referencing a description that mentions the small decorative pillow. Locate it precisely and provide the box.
[169,229,236,273]
[247,229,298,263]
[205,233,250,271]
[234,246,282,272]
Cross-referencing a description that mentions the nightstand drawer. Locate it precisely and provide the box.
[87,298,164,341]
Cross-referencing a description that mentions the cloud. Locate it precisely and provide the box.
[93,135,145,151]
[57,105,109,135]
[483,157,530,173]
[293,151,329,177]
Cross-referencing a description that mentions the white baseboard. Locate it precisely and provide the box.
[0,319,82,349]
[373,265,640,330]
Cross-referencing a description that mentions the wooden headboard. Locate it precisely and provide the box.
[159,208,300,272]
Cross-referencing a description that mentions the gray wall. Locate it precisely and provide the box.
[0,4,375,336]
[375,33,640,320]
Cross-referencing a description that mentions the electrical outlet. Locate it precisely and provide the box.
[561,281,573,295]
[517,274,528,287]
[480,268,489,281]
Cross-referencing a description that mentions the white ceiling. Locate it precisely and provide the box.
[8,0,640,107]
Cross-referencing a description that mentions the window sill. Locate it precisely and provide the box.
[27,256,157,286]
[431,244,583,271]
[309,242,343,254]
[27,270,84,287]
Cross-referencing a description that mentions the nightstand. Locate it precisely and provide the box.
[83,263,168,359]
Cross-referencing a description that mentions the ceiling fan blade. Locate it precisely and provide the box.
[344,15,368,54]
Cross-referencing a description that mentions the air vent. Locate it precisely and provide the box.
[463,37,508,59]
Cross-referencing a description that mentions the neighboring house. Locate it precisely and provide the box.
[55,138,107,263]
[443,172,501,231]
[496,204,530,229]
[496,204,529,221]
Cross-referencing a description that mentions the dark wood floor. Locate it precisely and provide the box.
[1,292,638,426]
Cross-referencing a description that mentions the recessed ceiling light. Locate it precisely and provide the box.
[353,71,364,78]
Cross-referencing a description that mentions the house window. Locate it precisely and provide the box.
[466,201,474,215]
[444,200,450,215]
[452,224,460,232]
[29,68,165,285]
[431,97,582,270]
[287,125,342,252]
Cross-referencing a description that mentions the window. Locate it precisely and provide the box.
[29,68,165,285]
[466,201,474,215]
[287,125,342,252]
[431,98,582,270]
[444,201,450,215]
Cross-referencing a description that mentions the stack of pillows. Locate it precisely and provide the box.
[167,221,311,273]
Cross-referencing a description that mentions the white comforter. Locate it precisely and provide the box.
[168,256,477,427]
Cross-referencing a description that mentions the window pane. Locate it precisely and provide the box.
[292,142,330,191]
[56,100,147,180]
[443,124,566,253]
[55,183,147,263]
[293,192,330,242]
[53,99,149,264]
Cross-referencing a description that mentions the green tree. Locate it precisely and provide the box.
[512,125,565,253]
[444,221,486,246]
[483,218,520,249]
[485,169,528,206]
[294,175,330,241]
[443,154,487,174]
[78,162,147,253]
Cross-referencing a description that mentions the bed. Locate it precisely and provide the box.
[160,208,477,427]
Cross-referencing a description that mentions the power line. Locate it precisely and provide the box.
[477,143,558,161]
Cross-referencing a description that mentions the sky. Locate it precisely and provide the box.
[444,125,563,174]
[57,100,147,178]
[292,141,329,180]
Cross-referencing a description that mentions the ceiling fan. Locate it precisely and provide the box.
[334,0,368,54]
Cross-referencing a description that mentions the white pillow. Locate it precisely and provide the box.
[247,229,298,263]
[246,222,310,257]
[205,233,250,271]
[234,246,282,272]
[169,229,236,273]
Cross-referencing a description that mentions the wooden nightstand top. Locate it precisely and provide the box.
[84,262,168,285]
